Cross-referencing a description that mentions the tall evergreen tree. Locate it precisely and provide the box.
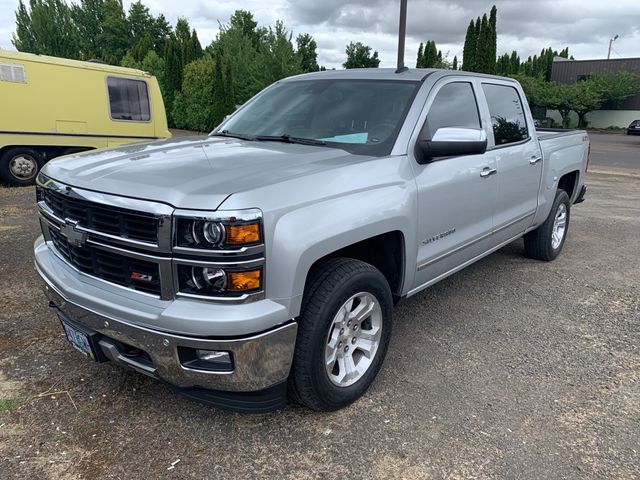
[510,50,520,73]
[164,35,182,126]
[452,55,458,71]
[127,1,155,44]
[462,19,476,71]
[296,33,319,72]
[13,0,80,59]
[191,30,203,59]
[416,43,424,68]
[476,14,490,73]
[487,5,497,74]
[421,40,438,68]
[151,14,172,55]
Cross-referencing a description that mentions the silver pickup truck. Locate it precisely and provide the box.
[34,69,589,412]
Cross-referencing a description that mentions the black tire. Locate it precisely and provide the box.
[289,258,393,411]
[524,189,571,261]
[0,147,43,186]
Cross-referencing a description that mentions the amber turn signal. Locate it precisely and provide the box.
[227,270,262,292]
[226,223,260,245]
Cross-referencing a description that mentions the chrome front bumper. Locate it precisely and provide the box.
[36,239,297,394]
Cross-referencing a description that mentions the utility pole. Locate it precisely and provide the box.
[607,34,619,60]
[396,0,408,73]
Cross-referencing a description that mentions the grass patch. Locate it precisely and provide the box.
[0,397,23,412]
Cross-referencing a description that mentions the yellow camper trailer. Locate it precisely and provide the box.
[0,50,171,185]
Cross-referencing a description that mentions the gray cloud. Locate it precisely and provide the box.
[1,0,638,68]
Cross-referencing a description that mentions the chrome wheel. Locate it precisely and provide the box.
[325,292,382,387]
[551,203,567,250]
[9,154,38,180]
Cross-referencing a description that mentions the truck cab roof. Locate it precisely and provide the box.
[282,67,521,84]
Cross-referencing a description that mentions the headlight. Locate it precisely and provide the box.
[174,209,263,250]
[177,265,263,297]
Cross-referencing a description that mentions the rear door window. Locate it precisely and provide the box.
[481,83,529,145]
[107,77,150,121]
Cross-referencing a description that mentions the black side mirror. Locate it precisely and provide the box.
[416,127,488,164]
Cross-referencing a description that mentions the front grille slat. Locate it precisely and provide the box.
[43,190,158,243]
[50,229,161,296]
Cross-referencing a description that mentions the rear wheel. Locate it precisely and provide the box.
[524,189,571,261]
[289,258,393,411]
[0,147,43,186]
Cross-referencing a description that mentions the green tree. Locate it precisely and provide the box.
[296,33,319,72]
[150,14,172,55]
[475,14,490,73]
[211,56,236,126]
[130,32,154,62]
[568,80,602,128]
[452,55,458,71]
[211,10,267,104]
[141,50,166,92]
[70,0,131,63]
[262,21,302,82]
[172,55,216,131]
[13,0,80,58]
[593,71,640,107]
[421,40,438,67]
[510,51,520,73]
[343,41,380,69]
[487,5,497,74]
[416,43,424,68]
[127,1,155,44]
[462,19,476,71]
[228,9,264,48]
[163,35,182,126]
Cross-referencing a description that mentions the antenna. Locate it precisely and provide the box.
[607,34,619,60]
[396,0,408,73]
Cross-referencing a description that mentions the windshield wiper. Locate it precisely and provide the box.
[254,134,326,146]
[211,130,256,141]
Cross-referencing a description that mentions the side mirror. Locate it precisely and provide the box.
[415,127,488,164]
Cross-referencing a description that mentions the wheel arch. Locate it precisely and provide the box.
[558,170,580,202]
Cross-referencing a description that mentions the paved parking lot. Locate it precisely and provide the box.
[1,140,639,478]
[588,131,639,172]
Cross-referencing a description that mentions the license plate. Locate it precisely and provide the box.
[59,316,98,361]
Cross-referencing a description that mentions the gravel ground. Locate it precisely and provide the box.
[0,171,638,479]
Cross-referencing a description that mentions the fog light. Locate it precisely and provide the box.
[196,349,231,364]
[178,347,234,372]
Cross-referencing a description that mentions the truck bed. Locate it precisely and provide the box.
[536,128,586,142]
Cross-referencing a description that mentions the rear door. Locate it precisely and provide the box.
[479,82,543,244]
[410,79,497,293]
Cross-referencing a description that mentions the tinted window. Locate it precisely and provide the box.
[482,83,528,145]
[107,77,150,121]
[426,82,480,137]
[220,79,419,156]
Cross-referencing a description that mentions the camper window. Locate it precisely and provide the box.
[107,77,151,122]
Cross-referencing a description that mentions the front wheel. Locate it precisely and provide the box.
[524,189,571,261]
[0,147,43,186]
[289,258,393,411]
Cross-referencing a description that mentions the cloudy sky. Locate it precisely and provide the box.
[0,0,638,68]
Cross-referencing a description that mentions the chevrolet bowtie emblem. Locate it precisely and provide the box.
[60,218,88,247]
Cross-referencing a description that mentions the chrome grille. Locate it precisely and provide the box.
[49,228,162,295]
[36,175,264,303]
[42,188,158,243]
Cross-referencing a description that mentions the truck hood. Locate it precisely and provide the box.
[42,136,372,210]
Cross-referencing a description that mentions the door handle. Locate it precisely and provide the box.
[529,155,542,165]
[480,167,497,178]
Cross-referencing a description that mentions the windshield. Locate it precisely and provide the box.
[215,79,420,155]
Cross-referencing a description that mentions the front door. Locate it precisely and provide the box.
[410,80,497,294]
